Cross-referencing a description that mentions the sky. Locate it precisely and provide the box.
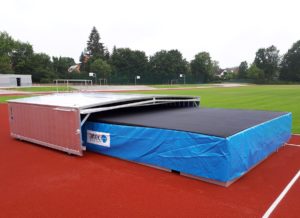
[1,0,300,68]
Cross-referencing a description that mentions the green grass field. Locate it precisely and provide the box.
[150,84,210,88]
[135,85,300,133]
[4,86,74,92]
[0,95,30,103]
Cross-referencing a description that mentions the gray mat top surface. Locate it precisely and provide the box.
[89,107,288,138]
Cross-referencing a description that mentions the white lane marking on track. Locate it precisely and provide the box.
[262,170,300,218]
[286,143,300,147]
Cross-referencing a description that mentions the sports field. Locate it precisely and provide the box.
[135,85,300,133]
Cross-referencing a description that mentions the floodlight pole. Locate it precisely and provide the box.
[89,72,97,85]
[180,74,186,85]
[135,75,140,85]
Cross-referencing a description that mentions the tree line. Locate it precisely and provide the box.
[237,43,300,83]
[1,27,300,84]
[0,31,75,83]
[77,27,220,84]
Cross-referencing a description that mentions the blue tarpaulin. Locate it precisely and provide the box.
[82,113,292,183]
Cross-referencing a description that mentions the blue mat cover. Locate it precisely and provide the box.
[82,113,291,182]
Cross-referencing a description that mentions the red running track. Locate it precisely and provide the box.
[0,103,299,218]
[288,134,300,145]
[270,179,300,218]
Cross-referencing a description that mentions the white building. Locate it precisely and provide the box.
[0,74,32,87]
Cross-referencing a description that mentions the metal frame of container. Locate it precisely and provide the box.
[8,93,199,156]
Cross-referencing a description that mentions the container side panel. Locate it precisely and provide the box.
[82,122,229,182]
[8,103,82,155]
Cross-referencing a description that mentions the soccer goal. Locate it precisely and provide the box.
[53,79,93,92]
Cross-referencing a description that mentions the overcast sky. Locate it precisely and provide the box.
[1,0,300,68]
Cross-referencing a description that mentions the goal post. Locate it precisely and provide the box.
[53,79,93,92]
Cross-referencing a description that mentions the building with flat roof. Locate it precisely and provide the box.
[0,74,32,87]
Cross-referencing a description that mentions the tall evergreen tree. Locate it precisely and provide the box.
[104,47,110,60]
[87,26,105,58]
[112,45,117,55]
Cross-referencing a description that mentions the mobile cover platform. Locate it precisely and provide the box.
[83,107,292,185]
[7,93,291,186]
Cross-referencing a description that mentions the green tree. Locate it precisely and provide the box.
[11,41,34,74]
[104,47,110,60]
[0,31,81,82]
[190,52,213,83]
[90,59,112,80]
[0,55,13,73]
[110,48,148,84]
[280,40,300,81]
[52,56,75,78]
[148,50,188,84]
[0,31,15,56]
[247,64,264,83]
[0,31,35,74]
[29,53,54,82]
[87,26,105,59]
[238,61,248,79]
[0,31,16,73]
[254,45,280,81]
[211,60,220,80]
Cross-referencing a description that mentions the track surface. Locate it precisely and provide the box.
[0,104,299,217]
